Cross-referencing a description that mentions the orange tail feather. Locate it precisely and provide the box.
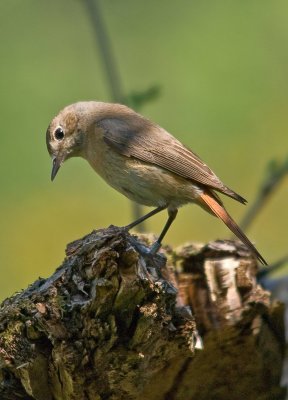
[199,192,267,265]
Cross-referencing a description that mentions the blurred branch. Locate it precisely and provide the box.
[240,156,288,232]
[258,254,288,280]
[84,0,157,232]
[83,0,123,102]
[124,85,161,111]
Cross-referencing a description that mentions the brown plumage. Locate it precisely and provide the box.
[99,117,246,204]
[46,101,267,265]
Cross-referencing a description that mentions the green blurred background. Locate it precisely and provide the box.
[0,0,287,300]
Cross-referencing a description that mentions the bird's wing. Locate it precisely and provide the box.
[99,116,246,203]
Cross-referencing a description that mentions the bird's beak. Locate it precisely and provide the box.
[51,156,61,181]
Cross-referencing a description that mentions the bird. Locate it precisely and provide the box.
[46,101,267,265]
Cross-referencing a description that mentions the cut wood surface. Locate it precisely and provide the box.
[0,226,286,400]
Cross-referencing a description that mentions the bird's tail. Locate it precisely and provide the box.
[199,191,267,265]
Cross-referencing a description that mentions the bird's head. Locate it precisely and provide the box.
[46,104,86,181]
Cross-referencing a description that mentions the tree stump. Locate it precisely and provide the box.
[0,226,286,400]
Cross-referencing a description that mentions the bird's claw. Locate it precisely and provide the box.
[149,241,161,255]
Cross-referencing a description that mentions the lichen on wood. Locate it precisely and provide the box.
[0,227,286,400]
[0,226,195,400]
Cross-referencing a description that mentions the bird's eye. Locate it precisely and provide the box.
[54,127,65,141]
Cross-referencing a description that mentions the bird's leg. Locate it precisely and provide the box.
[150,208,178,255]
[124,205,166,230]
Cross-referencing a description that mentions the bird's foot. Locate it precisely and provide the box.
[120,226,162,257]
[149,241,161,255]
[121,224,133,232]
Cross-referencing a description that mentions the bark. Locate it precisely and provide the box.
[0,226,286,400]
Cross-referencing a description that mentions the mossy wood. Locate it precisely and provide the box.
[0,227,285,399]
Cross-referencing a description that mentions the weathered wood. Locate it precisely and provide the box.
[168,241,286,400]
[0,227,285,400]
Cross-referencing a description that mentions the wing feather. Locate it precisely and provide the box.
[98,116,246,204]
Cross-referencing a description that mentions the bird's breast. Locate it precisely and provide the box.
[84,134,202,208]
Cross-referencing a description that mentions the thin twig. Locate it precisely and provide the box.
[240,157,288,231]
[83,0,144,228]
[257,254,288,279]
[83,0,123,102]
